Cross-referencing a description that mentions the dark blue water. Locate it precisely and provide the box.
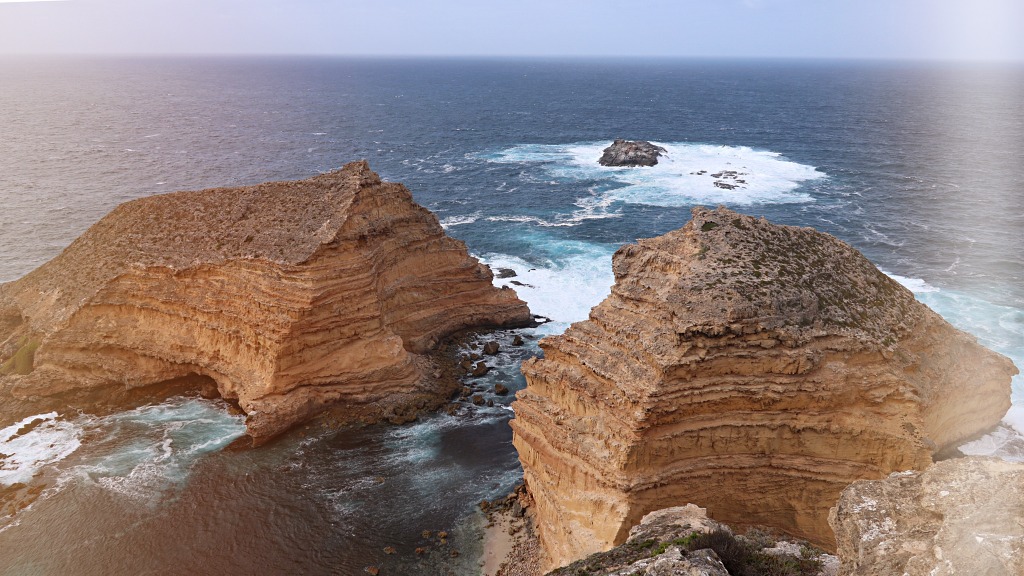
[0,57,1022,574]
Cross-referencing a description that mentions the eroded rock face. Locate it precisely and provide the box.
[829,457,1024,576]
[598,140,667,167]
[0,161,531,442]
[512,206,1017,569]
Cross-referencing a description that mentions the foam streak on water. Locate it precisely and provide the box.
[0,412,81,487]
[0,398,245,501]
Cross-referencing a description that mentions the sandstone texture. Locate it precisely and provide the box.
[512,206,1017,569]
[598,140,667,167]
[0,161,531,442]
[829,456,1024,576]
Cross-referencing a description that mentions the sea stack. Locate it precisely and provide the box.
[511,206,1017,570]
[0,161,532,443]
[598,139,667,167]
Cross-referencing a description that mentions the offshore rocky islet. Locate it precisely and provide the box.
[597,139,668,167]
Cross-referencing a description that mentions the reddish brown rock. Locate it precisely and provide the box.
[511,206,1016,570]
[0,161,531,442]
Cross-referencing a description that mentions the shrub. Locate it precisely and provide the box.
[684,530,821,576]
[0,337,39,375]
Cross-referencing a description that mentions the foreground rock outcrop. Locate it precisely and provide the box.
[830,456,1024,576]
[0,161,531,442]
[512,206,1017,569]
[598,140,667,167]
[548,504,837,576]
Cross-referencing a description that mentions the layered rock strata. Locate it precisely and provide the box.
[829,456,1024,576]
[0,161,531,442]
[512,206,1017,569]
[598,140,667,167]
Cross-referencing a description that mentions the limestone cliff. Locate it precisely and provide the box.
[511,206,1016,569]
[829,457,1024,576]
[0,161,531,442]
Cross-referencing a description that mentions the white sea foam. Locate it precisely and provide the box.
[82,399,245,491]
[887,272,1024,458]
[1,398,245,507]
[439,213,481,229]
[960,424,1024,462]
[0,412,82,486]
[481,238,617,335]
[483,141,825,208]
[485,215,577,228]
[887,273,941,293]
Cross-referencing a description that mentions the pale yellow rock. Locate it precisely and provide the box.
[511,206,1017,570]
[829,457,1024,576]
[0,161,531,441]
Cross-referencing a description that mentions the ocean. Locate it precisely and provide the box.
[0,56,1021,574]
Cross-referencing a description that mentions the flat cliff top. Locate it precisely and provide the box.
[609,206,923,343]
[0,161,428,329]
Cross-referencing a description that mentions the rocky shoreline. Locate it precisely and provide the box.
[1,164,1020,576]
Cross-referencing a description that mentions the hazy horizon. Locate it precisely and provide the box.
[1,0,1023,62]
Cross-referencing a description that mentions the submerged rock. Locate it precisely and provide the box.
[0,161,531,443]
[512,206,1016,569]
[598,139,667,167]
[830,457,1024,576]
[471,362,491,377]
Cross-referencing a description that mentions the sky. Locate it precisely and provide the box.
[0,0,1022,61]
